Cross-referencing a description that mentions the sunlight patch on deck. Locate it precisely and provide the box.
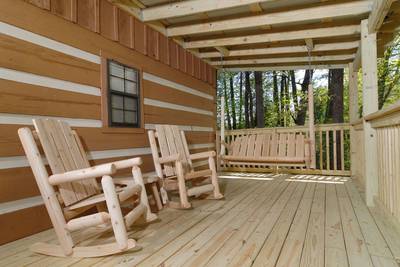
[286,174,350,184]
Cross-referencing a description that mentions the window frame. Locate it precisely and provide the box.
[100,54,144,134]
[107,59,141,128]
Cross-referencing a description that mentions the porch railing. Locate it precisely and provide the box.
[216,123,351,176]
[365,102,400,221]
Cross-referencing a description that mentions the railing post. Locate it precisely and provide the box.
[361,19,379,207]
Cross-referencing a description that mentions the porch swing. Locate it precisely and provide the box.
[219,44,316,171]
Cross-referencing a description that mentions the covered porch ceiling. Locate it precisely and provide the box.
[109,0,400,71]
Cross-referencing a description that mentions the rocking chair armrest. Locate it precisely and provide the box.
[108,157,143,170]
[158,154,181,164]
[189,151,216,160]
[49,163,116,185]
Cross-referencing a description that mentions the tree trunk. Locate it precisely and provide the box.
[273,71,280,126]
[238,72,243,127]
[255,71,264,128]
[223,74,232,129]
[244,71,251,128]
[326,69,344,123]
[296,69,313,125]
[326,68,344,170]
[249,73,254,128]
[290,70,299,112]
[279,72,285,126]
[229,75,237,129]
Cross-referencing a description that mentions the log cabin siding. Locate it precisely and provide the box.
[0,0,217,244]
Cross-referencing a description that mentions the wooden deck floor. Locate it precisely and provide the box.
[1,173,400,267]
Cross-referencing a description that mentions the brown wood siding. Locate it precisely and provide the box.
[0,34,100,87]
[0,0,216,243]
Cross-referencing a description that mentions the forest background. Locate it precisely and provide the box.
[217,35,400,130]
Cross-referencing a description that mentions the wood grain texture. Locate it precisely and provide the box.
[0,79,101,119]
[0,34,100,87]
[0,205,52,245]
[144,105,214,127]
[143,80,214,111]
[77,0,99,33]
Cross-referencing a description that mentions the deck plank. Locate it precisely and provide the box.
[252,181,309,267]
[300,183,326,267]
[0,174,399,267]
[275,181,316,267]
[336,183,374,267]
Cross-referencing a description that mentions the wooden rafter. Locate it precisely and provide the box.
[167,1,372,37]
[215,46,230,57]
[185,25,361,49]
[200,41,360,58]
[368,0,395,33]
[211,54,355,66]
[225,64,348,71]
[141,0,278,22]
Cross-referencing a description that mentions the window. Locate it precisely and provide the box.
[107,60,140,127]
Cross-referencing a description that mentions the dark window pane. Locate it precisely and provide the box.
[111,95,123,109]
[124,111,137,124]
[125,68,137,82]
[124,97,136,111]
[109,62,124,78]
[110,76,124,92]
[111,109,124,123]
[125,80,137,95]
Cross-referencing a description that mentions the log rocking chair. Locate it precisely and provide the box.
[148,124,223,209]
[18,118,157,257]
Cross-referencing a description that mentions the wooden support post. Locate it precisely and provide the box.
[361,19,379,207]
[348,63,360,180]
[220,95,225,155]
[132,166,157,222]
[308,84,316,169]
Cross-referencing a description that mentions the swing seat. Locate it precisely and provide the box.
[221,132,311,168]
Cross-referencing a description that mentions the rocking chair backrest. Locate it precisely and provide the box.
[149,125,193,178]
[33,119,99,206]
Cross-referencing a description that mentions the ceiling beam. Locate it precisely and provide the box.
[224,64,348,71]
[211,54,355,66]
[368,0,395,33]
[200,41,360,58]
[167,1,372,37]
[141,0,278,22]
[215,46,230,57]
[185,25,361,49]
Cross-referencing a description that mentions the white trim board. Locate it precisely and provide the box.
[0,143,215,169]
[0,21,101,64]
[144,98,214,116]
[143,72,214,100]
[0,196,44,215]
[0,114,215,132]
[0,68,101,96]
[0,113,102,128]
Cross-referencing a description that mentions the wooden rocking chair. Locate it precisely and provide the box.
[148,125,223,209]
[18,118,157,257]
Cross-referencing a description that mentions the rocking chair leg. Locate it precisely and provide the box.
[176,161,191,209]
[132,167,158,222]
[209,157,224,199]
[102,175,128,250]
